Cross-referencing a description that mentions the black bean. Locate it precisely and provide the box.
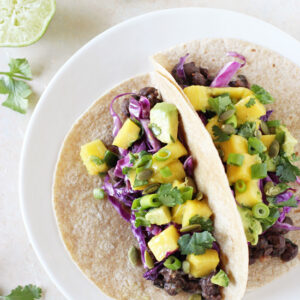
[281,240,298,262]
[229,75,250,88]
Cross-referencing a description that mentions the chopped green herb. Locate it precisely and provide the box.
[90,155,105,165]
[208,94,232,116]
[245,97,256,108]
[227,153,244,166]
[178,231,215,255]
[267,195,298,208]
[189,215,213,232]
[122,166,131,175]
[212,125,230,142]
[0,285,42,300]
[251,84,275,104]
[276,156,300,182]
[157,184,184,207]
[237,122,256,139]
[211,270,229,287]
[104,150,119,167]
[133,178,148,188]
[258,207,280,232]
[251,163,267,179]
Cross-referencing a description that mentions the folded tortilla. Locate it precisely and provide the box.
[53,73,248,299]
[151,39,300,289]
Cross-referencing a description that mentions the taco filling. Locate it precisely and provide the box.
[169,53,300,265]
[80,87,230,299]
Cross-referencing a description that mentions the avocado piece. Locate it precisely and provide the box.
[145,205,171,225]
[276,125,298,157]
[237,206,262,246]
[150,103,178,143]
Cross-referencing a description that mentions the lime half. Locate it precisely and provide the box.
[0,0,56,47]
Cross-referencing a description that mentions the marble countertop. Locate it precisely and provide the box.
[0,0,299,299]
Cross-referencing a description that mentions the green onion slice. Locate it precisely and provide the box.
[104,150,119,167]
[131,198,141,210]
[154,149,171,161]
[248,137,266,155]
[140,194,161,209]
[225,114,237,128]
[266,120,280,127]
[93,188,105,199]
[227,153,244,166]
[163,255,182,270]
[235,180,247,193]
[160,166,172,177]
[251,163,267,179]
[252,202,270,219]
[180,186,194,201]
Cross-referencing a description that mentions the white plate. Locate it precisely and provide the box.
[20,7,300,300]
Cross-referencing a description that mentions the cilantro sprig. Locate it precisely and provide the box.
[208,94,232,116]
[212,125,230,142]
[189,215,214,232]
[0,285,42,300]
[245,97,256,108]
[0,58,32,113]
[157,183,184,207]
[251,84,275,105]
[276,156,300,182]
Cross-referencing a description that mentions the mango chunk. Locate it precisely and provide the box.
[210,87,254,102]
[183,86,210,111]
[146,206,171,225]
[148,225,180,261]
[261,135,276,149]
[206,116,222,138]
[172,203,186,224]
[152,140,188,169]
[235,180,262,207]
[80,139,108,175]
[182,200,213,227]
[235,96,266,125]
[227,153,259,184]
[113,119,140,149]
[187,249,220,278]
[220,135,248,162]
[151,159,186,184]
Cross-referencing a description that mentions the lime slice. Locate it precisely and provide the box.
[0,0,56,47]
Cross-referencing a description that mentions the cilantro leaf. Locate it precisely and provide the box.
[157,184,183,207]
[276,156,300,182]
[208,94,232,116]
[245,97,256,108]
[212,125,230,142]
[178,231,215,255]
[0,285,42,300]
[237,121,256,139]
[189,215,214,232]
[9,58,32,79]
[267,195,298,208]
[1,77,32,114]
[251,84,275,104]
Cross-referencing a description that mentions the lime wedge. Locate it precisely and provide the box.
[0,0,56,47]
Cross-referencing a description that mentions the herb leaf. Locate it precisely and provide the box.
[212,125,230,142]
[251,84,275,104]
[189,215,214,232]
[276,156,300,182]
[208,94,232,116]
[258,207,280,231]
[267,195,298,208]
[245,97,256,108]
[178,231,215,255]
[237,121,256,139]
[0,285,42,300]
[9,58,32,79]
[157,184,183,207]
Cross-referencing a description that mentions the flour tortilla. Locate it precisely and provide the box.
[53,73,248,300]
[151,39,300,289]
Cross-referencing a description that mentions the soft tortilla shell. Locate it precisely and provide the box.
[151,39,300,290]
[53,73,248,299]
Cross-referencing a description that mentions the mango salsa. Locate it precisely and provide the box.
[148,225,180,261]
[220,135,248,162]
[172,203,186,224]
[187,249,220,278]
[261,135,276,149]
[145,206,171,225]
[227,153,259,184]
[235,96,266,125]
[113,119,140,149]
[210,87,253,102]
[206,116,222,138]
[182,200,213,227]
[80,139,108,175]
[235,180,262,207]
[183,86,210,111]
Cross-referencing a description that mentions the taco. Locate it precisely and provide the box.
[151,39,300,289]
[53,73,248,300]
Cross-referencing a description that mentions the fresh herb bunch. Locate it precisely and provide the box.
[0,285,41,300]
[0,58,32,113]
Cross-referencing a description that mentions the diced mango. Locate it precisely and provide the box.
[146,206,171,225]
[210,87,254,102]
[206,116,222,138]
[152,140,188,169]
[183,86,210,111]
[113,119,140,149]
[80,139,108,175]
[148,225,180,261]
[261,135,276,149]
[227,153,259,184]
[172,180,185,189]
[151,159,186,184]
[235,96,266,125]
[182,200,213,227]
[220,135,248,162]
[172,203,186,224]
[127,169,147,191]
[235,180,262,207]
[187,249,220,278]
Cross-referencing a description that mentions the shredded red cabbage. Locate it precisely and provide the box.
[210,51,246,87]
[260,110,273,122]
[131,140,147,153]
[146,225,162,236]
[183,156,194,177]
[143,260,164,280]
[114,154,132,179]
[176,53,189,80]
[278,206,292,222]
[274,221,300,231]
[129,96,150,119]
[276,191,294,203]
[296,177,300,185]
[198,111,208,125]
[106,194,131,222]
[140,119,161,153]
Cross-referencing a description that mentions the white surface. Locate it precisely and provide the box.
[1,1,300,299]
[19,7,300,300]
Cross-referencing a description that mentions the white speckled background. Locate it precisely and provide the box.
[0,0,299,299]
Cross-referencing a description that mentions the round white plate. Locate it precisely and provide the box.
[20,7,300,300]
